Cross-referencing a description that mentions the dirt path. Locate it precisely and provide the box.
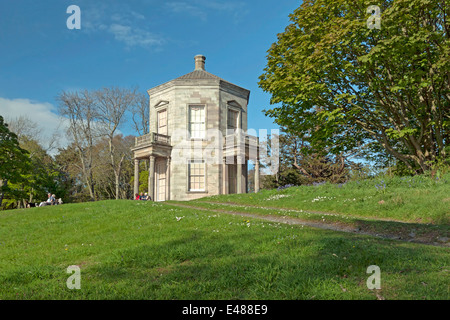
[198,201,412,223]
[164,201,449,247]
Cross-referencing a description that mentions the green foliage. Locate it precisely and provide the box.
[260,174,278,190]
[130,170,149,194]
[390,160,418,177]
[0,116,31,207]
[259,0,449,173]
[278,169,311,186]
[0,117,73,209]
[269,128,353,189]
[138,170,149,194]
[0,116,30,182]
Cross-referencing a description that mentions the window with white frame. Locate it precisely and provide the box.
[157,109,167,135]
[188,160,205,191]
[189,105,205,139]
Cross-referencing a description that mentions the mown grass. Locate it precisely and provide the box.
[202,173,450,225]
[171,201,449,245]
[0,200,449,299]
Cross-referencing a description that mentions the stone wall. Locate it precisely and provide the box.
[145,68,250,201]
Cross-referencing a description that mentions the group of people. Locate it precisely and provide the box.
[25,193,62,208]
[38,193,62,207]
[135,192,152,201]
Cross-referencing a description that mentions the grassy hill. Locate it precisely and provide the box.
[1,191,449,299]
[179,173,450,246]
[203,173,450,225]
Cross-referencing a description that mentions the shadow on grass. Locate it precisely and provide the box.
[350,218,449,245]
[167,201,450,247]
[85,229,449,300]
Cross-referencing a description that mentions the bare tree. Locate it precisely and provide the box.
[95,87,137,200]
[130,91,149,137]
[129,91,150,170]
[57,87,145,201]
[5,115,42,141]
[57,90,99,200]
[4,115,61,156]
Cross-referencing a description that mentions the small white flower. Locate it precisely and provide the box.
[266,194,291,201]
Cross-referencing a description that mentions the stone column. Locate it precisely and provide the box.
[255,159,260,193]
[134,158,140,197]
[236,155,243,194]
[148,155,155,201]
[222,160,228,194]
[165,157,171,201]
[245,159,248,193]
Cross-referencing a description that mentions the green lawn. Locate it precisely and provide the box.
[168,201,450,246]
[0,199,449,300]
[202,173,450,224]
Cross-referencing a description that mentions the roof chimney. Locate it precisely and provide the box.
[194,55,206,71]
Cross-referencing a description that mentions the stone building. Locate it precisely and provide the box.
[132,55,260,201]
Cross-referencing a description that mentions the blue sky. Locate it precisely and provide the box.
[0,0,300,144]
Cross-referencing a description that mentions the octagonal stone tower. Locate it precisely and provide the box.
[132,55,259,201]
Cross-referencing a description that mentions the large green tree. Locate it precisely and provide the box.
[259,0,449,173]
[0,116,31,207]
[1,116,72,209]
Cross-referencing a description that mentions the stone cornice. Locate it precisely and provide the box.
[148,78,250,102]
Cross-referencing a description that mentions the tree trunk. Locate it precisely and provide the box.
[115,175,120,200]
[0,179,5,207]
[113,155,126,200]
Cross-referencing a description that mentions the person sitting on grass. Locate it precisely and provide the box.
[135,193,140,200]
[39,193,53,207]
[140,192,149,200]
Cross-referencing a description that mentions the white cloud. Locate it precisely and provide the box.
[81,4,165,49]
[0,97,71,155]
[165,0,247,22]
[109,24,164,48]
[165,2,207,21]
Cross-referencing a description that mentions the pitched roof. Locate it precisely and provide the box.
[148,56,250,100]
[174,69,224,81]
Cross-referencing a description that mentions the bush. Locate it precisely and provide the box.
[277,184,295,191]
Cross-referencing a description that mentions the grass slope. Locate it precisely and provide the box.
[203,173,450,224]
[167,201,450,246]
[1,200,449,300]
